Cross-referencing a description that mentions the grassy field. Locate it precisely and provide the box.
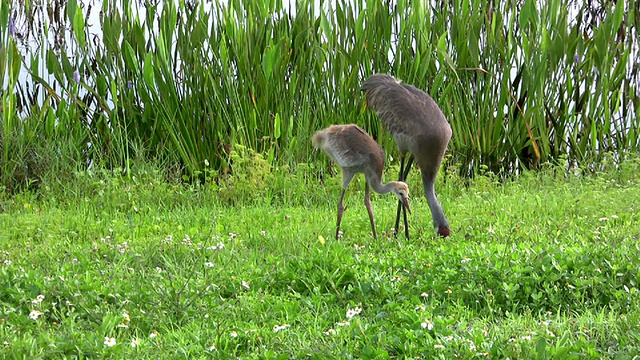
[1,158,640,359]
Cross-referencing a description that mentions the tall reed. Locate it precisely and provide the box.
[2,0,638,189]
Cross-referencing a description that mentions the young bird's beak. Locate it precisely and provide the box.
[403,197,411,215]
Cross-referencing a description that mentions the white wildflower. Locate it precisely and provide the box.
[324,328,336,335]
[104,337,116,347]
[29,310,43,320]
[346,306,362,319]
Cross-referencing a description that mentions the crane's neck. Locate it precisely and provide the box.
[366,173,397,195]
[424,180,449,229]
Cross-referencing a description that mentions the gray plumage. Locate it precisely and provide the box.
[313,124,411,240]
[361,73,451,238]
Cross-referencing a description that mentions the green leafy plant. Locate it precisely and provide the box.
[3,0,638,193]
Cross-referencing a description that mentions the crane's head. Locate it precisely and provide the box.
[392,182,411,215]
[437,226,450,237]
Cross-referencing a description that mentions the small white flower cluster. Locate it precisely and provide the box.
[209,242,225,251]
[162,234,174,244]
[104,337,116,347]
[421,319,434,330]
[432,334,478,352]
[273,323,291,332]
[181,234,193,246]
[29,310,43,320]
[2,251,10,266]
[241,280,250,290]
[29,294,46,321]
[104,312,142,347]
[324,320,351,336]
[117,241,128,254]
[346,306,362,319]
[117,312,130,329]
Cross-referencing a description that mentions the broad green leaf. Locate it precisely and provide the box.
[59,51,74,83]
[267,146,275,164]
[522,33,530,57]
[45,105,56,136]
[320,11,332,43]
[66,0,77,24]
[191,22,206,48]
[355,10,364,40]
[73,6,86,49]
[46,49,64,83]
[274,113,281,140]
[9,44,21,79]
[436,31,447,63]
[143,53,155,89]
[287,115,294,139]
[122,41,140,74]
[288,137,297,153]
[0,46,6,84]
[156,33,167,65]
[97,75,107,98]
[519,0,537,31]
[431,71,445,94]
[0,2,8,30]
[612,0,624,32]
[262,44,278,81]
[539,20,547,52]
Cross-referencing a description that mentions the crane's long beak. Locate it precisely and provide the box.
[403,197,411,215]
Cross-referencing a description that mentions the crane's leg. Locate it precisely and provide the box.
[364,182,377,239]
[395,155,414,239]
[394,156,406,237]
[401,155,413,239]
[336,188,347,240]
[336,171,356,239]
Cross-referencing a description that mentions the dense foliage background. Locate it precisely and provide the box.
[1,0,638,193]
[2,2,640,358]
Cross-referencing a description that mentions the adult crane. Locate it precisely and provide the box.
[361,73,451,238]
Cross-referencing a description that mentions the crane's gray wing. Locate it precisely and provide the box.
[325,125,383,169]
[361,75,447,136]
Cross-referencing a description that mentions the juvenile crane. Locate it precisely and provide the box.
[361,73,451,238]
[312,124,412,240]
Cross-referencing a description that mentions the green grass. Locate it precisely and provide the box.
[1,161,640,359]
